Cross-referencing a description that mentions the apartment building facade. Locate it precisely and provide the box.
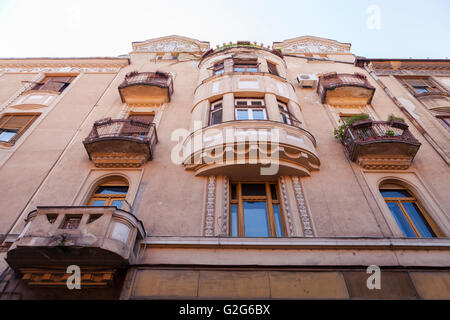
[0,35,449,300]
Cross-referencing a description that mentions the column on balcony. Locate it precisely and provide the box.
[224,58,234,74]
[265,93,281,122]
[222,93,235,122]
[258,57,269,73]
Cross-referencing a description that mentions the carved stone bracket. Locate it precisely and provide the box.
[279,177,295,236]
[204,176,216,236]
[292,176,314,237]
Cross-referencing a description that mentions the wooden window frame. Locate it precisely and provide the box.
[233,58,259,73]
[213,61,225,75]
[399,77,446,97]
[437,116,450,131]
[229,181,286,237]
[278,101,292,125]
[381,188,441,238]
[88,178,129,209]
[208,100,223,126]
[267,61,279,76]
[0,113,39,146]
[32,76,74,93]
[234,98,267,120]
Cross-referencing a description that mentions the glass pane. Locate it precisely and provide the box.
[413,86,428,94]
[231,205,238,237]
[95,186,129,195]
[210,109,222,125]
[247,67,258,72]
[91,200,106,206]
[251,109,266,120]
[386,202,416,238]
[380,189,412,198]
[231,184,237,200]
[273,205,284,237]
[111,200,123,209]
[234,67,245,72]
[242,184,266,196]
[250,100,263,106]
[243,201,270,237]
[236,109,249,120]
[236,101,248,106]
[403,202,436,238]
[215,69,224,75]
[0,130,17,142]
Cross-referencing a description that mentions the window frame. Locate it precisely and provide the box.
[0,113,39,146]
[32,76,74,93]
[380,188,441,238]
[88,178,129,209]
[234,98,267,121]
[267,61,279,76]
[278,101,292,125]
[229,181,286,237]
[213,61,225,75]
[233,58,259,73]
[209,100,223,125]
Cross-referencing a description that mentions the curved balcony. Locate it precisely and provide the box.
[342,120,421,169]
[6,206,146,284]
[83,118,157,168]
[118,71,173,105]
[182,120,319,178]
[317,73,375,105]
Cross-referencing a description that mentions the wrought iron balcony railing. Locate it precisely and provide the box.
[317,72,375,104]
[341,120,421,169]
[118,71,173,104]
[83,118,158,167]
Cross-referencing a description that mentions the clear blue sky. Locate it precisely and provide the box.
[0,0,449,59]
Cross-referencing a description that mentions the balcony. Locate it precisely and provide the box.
[118,71,173,105]
[182,120,319,178]
[342,120,421,169]
[317,73,375,105]
[83,118,157,168]
[6,206,145,287]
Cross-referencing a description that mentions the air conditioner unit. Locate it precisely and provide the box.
[297,74,318,88]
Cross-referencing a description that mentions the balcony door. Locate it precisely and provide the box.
[121,114,154,140]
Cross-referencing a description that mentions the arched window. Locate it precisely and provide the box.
[380,183,440,238]
[88,177,129,209]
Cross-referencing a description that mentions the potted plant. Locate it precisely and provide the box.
[334,113,371,140]
[387,114,408,129]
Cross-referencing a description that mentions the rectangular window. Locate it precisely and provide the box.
[229,182,285,237]
[267,61,279,76]
[209,100,223,125]
[0,114,39,145]
[213,62,225,75]
[233,58,258,73]
[278,101,291,125]
[437,116,450,131]
[32,76,74,93]
[235,98,267,120]
[399,77,445,96]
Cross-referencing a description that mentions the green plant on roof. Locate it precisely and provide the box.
[387,114,405,122]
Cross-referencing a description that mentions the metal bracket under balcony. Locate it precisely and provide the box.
[118,71,173,105]
[83,118,158,168]
[342,120,421,169]
[6,206,146,287]
[317,72,375,105]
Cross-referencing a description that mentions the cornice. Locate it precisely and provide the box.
[0,58,129,73]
